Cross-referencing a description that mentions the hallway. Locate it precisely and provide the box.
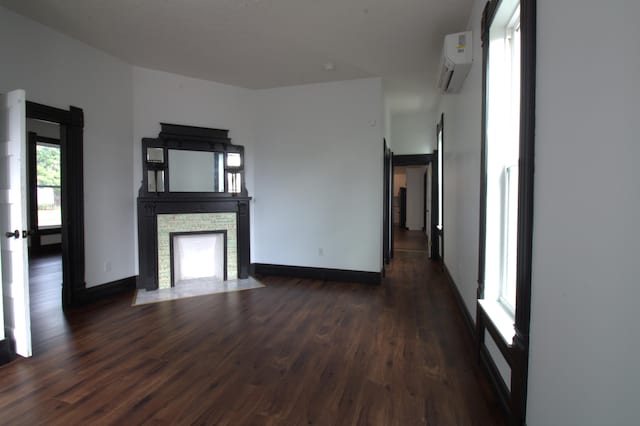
[1,248,503,425]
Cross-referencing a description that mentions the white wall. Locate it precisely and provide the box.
[390,109,435,155]
[0,6,134,287]
[527,1,640,425]
[436,0,484,323]
[253,79,383,273]
[406,167,426,231]
[132,67,255,271]
[435,0,512,392]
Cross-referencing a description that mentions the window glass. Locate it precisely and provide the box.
[36,143,61,228]
[484,3,521,314]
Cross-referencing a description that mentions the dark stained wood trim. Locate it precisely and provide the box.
[252,263,382,285]
[27,132,39,250]
[392,154,432,167]
[26,101,85,309]
[442,262,474,337]
[383,139,391,265]
[61,106,86,308]
[437,114,444,263]
[26,101,71,125]
[513,0,537,422]
[76,276,136,305]
[480,343,511,416]
[0,337,16,366]
[477,1,536,425]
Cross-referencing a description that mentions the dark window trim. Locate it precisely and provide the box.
[476,0,536,424]
[436,114,444,262]
[26,101,85,308]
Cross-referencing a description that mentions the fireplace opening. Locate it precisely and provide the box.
[170,230,227,287]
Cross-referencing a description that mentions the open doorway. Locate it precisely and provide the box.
[391,154,431,254]
[26,121,64,354]
[25,101,85,355]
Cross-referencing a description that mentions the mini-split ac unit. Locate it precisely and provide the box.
[437,31,473,93]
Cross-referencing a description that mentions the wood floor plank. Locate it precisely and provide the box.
[0,239,505,425]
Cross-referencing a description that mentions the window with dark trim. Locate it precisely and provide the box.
[476,0,536,424]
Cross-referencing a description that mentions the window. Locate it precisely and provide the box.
[36,142,61,229]
[483,3,521,316]
[477,1,535,423]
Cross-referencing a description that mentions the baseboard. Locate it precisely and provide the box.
[77,276,137,304]
[442,262,475,337]
[252,263,381,285]
[0,335,16,366]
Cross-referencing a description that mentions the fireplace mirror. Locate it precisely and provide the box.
[168,149,225,192]
[141,124,246,196]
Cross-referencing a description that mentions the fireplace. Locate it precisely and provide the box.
[136,124,251,291]
[171,231,226,286]
[156,213,237,289]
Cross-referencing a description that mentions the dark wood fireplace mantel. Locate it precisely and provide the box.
[137,124,251,290]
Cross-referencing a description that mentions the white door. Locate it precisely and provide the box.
[0,90,32,357]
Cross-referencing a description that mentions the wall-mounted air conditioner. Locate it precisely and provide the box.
[437,31,473,93]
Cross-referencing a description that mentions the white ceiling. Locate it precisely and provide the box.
[0,0,472,114]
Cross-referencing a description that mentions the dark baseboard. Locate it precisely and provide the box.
[0,336,16,366]
[76,276,137,304]
[252,263,382,285]
[442,262,475,337]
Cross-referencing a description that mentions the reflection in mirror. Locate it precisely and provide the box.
[157,170,165,192]
[169,149,224,192]
[228,172,242,193]
[147,170,156,192]
[147,147,164,163]
[227,152,241,168]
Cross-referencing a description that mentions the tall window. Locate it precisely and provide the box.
[483,3,521,315]
[477,1,535,423]
[36,142,61,229]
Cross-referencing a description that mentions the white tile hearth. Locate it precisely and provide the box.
[132,277,265,306]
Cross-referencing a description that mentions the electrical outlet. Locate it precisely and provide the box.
[318,248,324,256]
[104,260,112,272]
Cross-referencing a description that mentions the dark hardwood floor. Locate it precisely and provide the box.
[0,241,504,425]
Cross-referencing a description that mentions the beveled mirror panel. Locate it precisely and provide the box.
[146,147,165,163]
[227,152,241,168]
[169,149,224,192]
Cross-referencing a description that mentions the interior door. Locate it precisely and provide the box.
[0,89,32,357]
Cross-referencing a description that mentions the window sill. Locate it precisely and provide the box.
[478,298,515,345]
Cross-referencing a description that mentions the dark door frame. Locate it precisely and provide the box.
[383,139,392,265]
[26,101,85,309]
[392,154,432,258]
[433,114,445,261]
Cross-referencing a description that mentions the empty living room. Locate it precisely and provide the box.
[1,1,638,425]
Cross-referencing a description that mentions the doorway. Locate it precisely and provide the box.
[26,121,65,355]
[26,101,85,310]
[391,155,432,255]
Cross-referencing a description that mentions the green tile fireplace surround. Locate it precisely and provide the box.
[157,213,237,289]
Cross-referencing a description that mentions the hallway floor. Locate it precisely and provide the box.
[1,247,504,425]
